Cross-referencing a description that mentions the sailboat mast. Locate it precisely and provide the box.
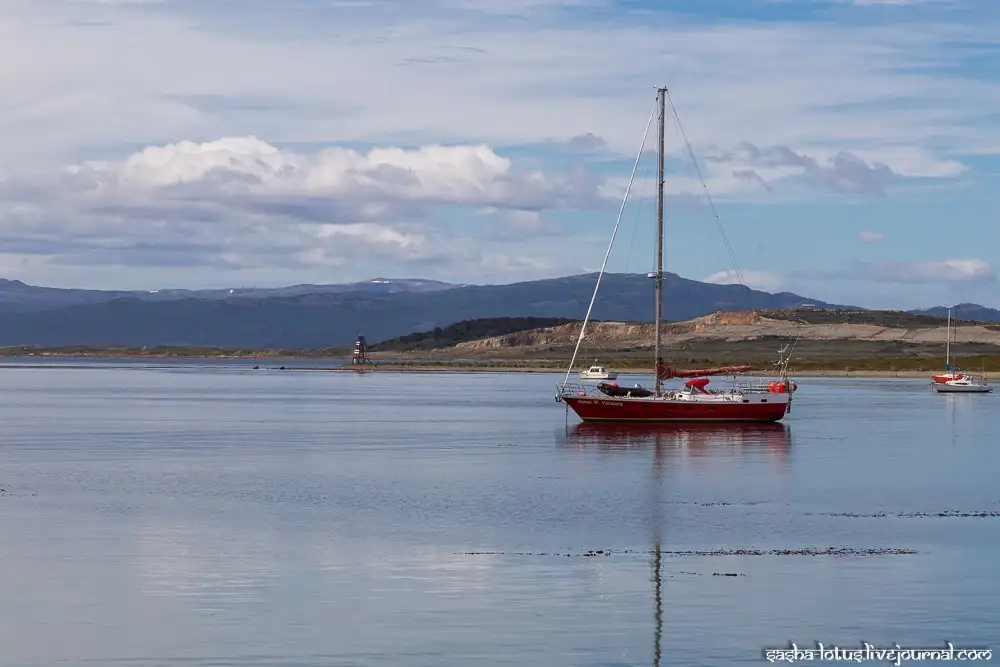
[946,308,952,370]
[653,87,666,395]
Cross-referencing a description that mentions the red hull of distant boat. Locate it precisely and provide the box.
[931,373,965,383]
[561,395,790,423]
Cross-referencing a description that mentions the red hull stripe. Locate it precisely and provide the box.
[562,396,789,423]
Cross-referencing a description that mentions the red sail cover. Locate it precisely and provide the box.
[657,362,752,380]
[683,378,711,393]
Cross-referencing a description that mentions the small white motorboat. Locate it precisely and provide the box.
[578,363,617,381]
[931,376,992,393]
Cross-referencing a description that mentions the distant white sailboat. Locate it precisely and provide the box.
[930,310,991,393]
[932,376,992,393]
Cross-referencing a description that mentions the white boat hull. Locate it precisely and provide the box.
[932,382,992,393]
[579,372,617,381]
[579,364,617,381]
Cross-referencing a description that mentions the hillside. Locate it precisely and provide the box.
[6,309,1000,367]
[395,309,1000,363]
[0,273,851,348]
[372,317,580,351]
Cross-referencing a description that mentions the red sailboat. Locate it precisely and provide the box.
[555,87,797,423]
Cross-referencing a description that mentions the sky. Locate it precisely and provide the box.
[0,0,998,309]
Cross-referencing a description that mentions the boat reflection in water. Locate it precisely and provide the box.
[559,422,792,665]
[556,422,793,663]
[559,421,792,462]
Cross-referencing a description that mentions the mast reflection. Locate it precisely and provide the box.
[652,536,662,667]
[648,424,665,667]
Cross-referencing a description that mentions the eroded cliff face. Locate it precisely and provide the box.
[454,322,656,350]
[451,310,1000,353]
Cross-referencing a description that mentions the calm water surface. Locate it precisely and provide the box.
[1,364,998,666]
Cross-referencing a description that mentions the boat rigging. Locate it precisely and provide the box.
[555,87,797,423]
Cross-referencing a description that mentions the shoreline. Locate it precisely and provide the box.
[0,357,950,378]
[293,366,938,378]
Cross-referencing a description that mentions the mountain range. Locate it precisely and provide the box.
[910,303,1000,323]
[0,273,995,349]
[0,277,456,313]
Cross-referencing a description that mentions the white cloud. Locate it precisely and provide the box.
[0,0,996,290]
[874,259,996,282]
[794,259,997,283]
[0,0,997,176]
[69,136,591,210]
[702,143,901,196]
[858,230,885,243]
[592,137,971,205]
[474,207,561,238]
[0,136,587,286]
[702,269,787,292]
[701,257,996,303]
[846,146,967,179]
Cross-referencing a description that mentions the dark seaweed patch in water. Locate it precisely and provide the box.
[457,547,918,558]
[661,548,918,557]
[657,571,747,577]
[0,486,36,498]
[808,510,1000,518]
[662,500,772,507]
